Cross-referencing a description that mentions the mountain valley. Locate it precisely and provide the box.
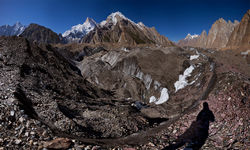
[0,10,249,150]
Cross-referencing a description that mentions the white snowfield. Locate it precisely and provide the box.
[149,88,169,105]
[174,65,195,92]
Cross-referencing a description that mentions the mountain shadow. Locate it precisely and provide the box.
[163,102,215,150]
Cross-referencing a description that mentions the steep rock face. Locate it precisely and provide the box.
[81,12,174,46]
[206,18,239,49]
[196,30,207,48]
[0,22,26,36]
[20,23,60,44]
[177,18,239,49]
[227,10,250,51]
[62,17,97,43]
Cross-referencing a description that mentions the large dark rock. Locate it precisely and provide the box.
[20,23,60,44]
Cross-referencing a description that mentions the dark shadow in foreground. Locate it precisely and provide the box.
[163,102,215,150]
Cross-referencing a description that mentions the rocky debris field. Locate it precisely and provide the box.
[0,37,249,149]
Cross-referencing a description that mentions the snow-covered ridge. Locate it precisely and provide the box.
[62,17,97,42]
[100,11,132,26]
[100,11,147,30]
[185,33,199,40]
[63,18,97,37]
[63,11,149,42]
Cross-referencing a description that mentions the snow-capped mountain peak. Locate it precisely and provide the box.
[14,22,26,35]
[185,33,199,40]
[100,11,137,27]
[0,22,26,36]
[83,17,97,28]
[62,17,97,42]
[108,12,127,24]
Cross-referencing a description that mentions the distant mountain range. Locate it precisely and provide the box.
[0,22,26,36]
[177,19,239,49]
[3,11,173,46]
[177,10,250,51]
[0,10,249,51]
[61,11,173,46]
[81,12,173,46]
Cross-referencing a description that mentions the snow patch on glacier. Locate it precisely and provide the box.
[174,65,195,92]
[190,54,199,60]
[149,88,169,105]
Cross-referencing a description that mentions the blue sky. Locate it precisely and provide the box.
[0,0,249,41]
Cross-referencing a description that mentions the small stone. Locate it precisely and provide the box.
[26,121,30,128]
[29,140,33,145]
[15,139,22,145]
[18,126,25,136]
[30,131,35,135]
[85,145,91,150]
[75,144,85,149]
[74,143,83,150]
[173,129,177,134]
[10,111,15,116]
[42,131,48,137]
[7,98,16,105]
[221,113,226,118]
[25,132,29,136]
[147,142,155,146]
[19,117,25,123]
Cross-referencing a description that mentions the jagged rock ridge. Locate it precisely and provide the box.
[226,9,250,51]
[177,18,239,49]
[81,12,174,46]
[62,17,97,43]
